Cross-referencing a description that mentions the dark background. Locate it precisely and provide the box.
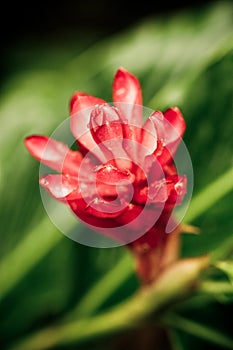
[2,0,213,46]
[1,0,213,84]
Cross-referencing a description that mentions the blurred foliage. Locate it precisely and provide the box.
[0,2,233,350]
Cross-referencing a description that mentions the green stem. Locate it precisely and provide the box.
[8,256,209,350]
[199,280,233,295]
[162,313,233,350]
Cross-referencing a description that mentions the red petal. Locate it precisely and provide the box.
[96,163,135,185]
[69,184,130,220]
[121,124,143,164]
[68,200,123,230]
[39,174,80,201]
[133,179,170,204]
[70,92,106,116]
[115,204,162,242]
[70,92,107,160]
[70,92,89,113]
[143,153,164,183]
[148,179,171,203]
[164,107,186,140]
[89,105,130,164]
[25,135,82,175]
[150,175,187,206]
[115,203,143,227]
[90,105,123,143]
[148,108,185,164]
[173,175,187,205]
[133,173,187,206]
[137,115,160,167]
[141,117,158,154]
[81,162,135,201]
[141,111,166,168]
[83,197,129,219]
[113,67,142,125]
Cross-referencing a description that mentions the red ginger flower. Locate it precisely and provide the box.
[25,68,187,282]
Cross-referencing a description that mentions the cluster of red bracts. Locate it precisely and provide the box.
[25,68,187,281]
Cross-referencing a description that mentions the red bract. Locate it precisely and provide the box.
[25,67,187,253]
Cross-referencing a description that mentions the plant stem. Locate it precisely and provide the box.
[162,313,233,350]
[8,256,209,350]
[199,280,233,295]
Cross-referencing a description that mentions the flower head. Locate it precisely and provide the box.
[25,68,186,253]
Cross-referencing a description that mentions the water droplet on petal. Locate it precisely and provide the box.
[117,87,126,96]
[40,178,49,186]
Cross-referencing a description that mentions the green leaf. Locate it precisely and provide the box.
[215,261,233,284]
[167,329,186,350]
[8,256,209,350]
[64,251,133,319]
[163,313,233,350]
[199,280,233,303]
[0,217,63,301]
[184,166,233,224]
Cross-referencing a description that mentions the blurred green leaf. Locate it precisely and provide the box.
[215,261,233,284]
[163,313,233,350]
[199,280,233,303]
[168,329,185,350]
[8,256,210,350]
[64,251,133,319]
[184,166,233,224]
